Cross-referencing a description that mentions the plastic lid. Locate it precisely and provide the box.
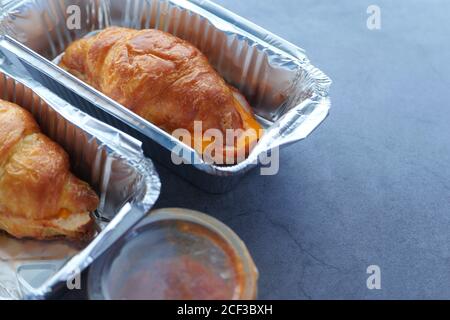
[88,208,258,300]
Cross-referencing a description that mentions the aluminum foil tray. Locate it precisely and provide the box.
[0,0,331,193]
[0,69,161,300]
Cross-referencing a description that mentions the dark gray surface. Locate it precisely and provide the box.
[64,0,450,299]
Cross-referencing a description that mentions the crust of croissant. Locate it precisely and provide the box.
[0,212,94,241]
[0,99,99,241]
[60,27,263,162]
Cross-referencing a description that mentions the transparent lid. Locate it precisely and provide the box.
[88,208,258,300]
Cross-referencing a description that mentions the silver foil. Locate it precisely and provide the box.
[0,70,161,299]
[0,0,331,193]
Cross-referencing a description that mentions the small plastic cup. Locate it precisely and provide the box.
[88,208,258,300]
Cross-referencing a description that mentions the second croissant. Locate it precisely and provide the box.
[0,99,99,241]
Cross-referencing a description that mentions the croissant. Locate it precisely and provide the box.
[60,27,262,163]
[0,99,99,240]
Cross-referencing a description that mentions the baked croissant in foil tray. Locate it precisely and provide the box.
[0,99,99,241]
[59,27,263,163]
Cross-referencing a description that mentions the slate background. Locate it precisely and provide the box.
[63,0,450,299]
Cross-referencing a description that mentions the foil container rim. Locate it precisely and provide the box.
[0,0,332,177]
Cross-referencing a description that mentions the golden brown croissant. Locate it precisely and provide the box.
[0,99,99,240]
[60,27,262,163]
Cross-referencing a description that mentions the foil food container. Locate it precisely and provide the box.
[0,69,161,300]
[0,0,331,193]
